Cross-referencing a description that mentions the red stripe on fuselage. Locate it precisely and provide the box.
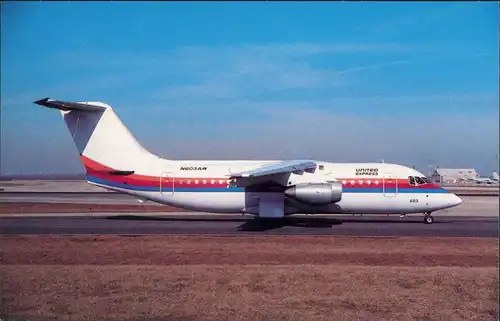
[335,178,442,190]
[81,155,229,188]
[81,156,442,190]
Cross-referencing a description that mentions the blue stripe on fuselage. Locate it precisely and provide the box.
[88,175,450,194]
[343,188,448,194]
[87,175,245,192]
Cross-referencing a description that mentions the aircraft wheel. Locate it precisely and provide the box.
[424,214,434,224]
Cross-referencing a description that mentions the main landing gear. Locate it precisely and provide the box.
[423,212,434,224]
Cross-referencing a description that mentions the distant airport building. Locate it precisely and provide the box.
[430,168,479,184]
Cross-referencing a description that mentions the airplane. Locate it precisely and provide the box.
[471,177,495,184]
[34,97,463,224]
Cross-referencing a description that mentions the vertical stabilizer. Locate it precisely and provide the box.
[34,98,160,173]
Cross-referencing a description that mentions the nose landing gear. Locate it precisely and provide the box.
[423,212,434,224]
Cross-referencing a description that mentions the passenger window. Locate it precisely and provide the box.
[203,180,207,184]
[195,180,199,184]
[187,180,191,184]
[219,180,224,184]
[179,180,183,184]
[211,180,215,184]
[409,176,416,186]
[319,165,324,170]
[415,177,425,185]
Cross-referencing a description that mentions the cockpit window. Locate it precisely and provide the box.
[420,177,430,184]
[415,177,425,185]
[409,176,431,186]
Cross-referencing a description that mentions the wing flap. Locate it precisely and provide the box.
[229,160,317,178]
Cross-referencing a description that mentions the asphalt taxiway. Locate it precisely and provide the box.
[0,213,497,237]
[1,189,498,237]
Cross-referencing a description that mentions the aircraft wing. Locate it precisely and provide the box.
[229,160,317,178]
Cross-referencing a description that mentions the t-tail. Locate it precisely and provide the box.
[34,98,161,178]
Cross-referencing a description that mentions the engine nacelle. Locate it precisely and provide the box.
[284,182,343,205]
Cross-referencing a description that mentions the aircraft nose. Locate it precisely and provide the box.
[449,194,463,207]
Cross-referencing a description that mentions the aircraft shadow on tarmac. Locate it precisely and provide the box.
[235,217,451,231]
[105,215,246,223]
[105,215,448,232]
[237,217,341,231]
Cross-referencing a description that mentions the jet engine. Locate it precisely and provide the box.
[284,182,343,205]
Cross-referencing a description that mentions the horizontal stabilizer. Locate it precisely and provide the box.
[34,98,107,112]
[89,170,135,176]
[107,170,135,176]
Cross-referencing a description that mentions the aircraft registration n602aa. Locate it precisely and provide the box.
[35,97,463,224]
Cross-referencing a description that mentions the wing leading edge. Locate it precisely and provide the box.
[229,160,317,178]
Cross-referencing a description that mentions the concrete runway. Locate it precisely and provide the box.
[1,193,498,213]
[0,213,497,237]
[0,180,110,193]
[0,192,143,205]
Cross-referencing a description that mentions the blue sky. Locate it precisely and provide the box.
[1,1,499,176]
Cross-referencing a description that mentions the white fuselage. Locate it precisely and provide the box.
[85,159,462,215]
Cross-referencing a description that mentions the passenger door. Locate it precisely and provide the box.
[383,174,398,197]
[160,172,175,196]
